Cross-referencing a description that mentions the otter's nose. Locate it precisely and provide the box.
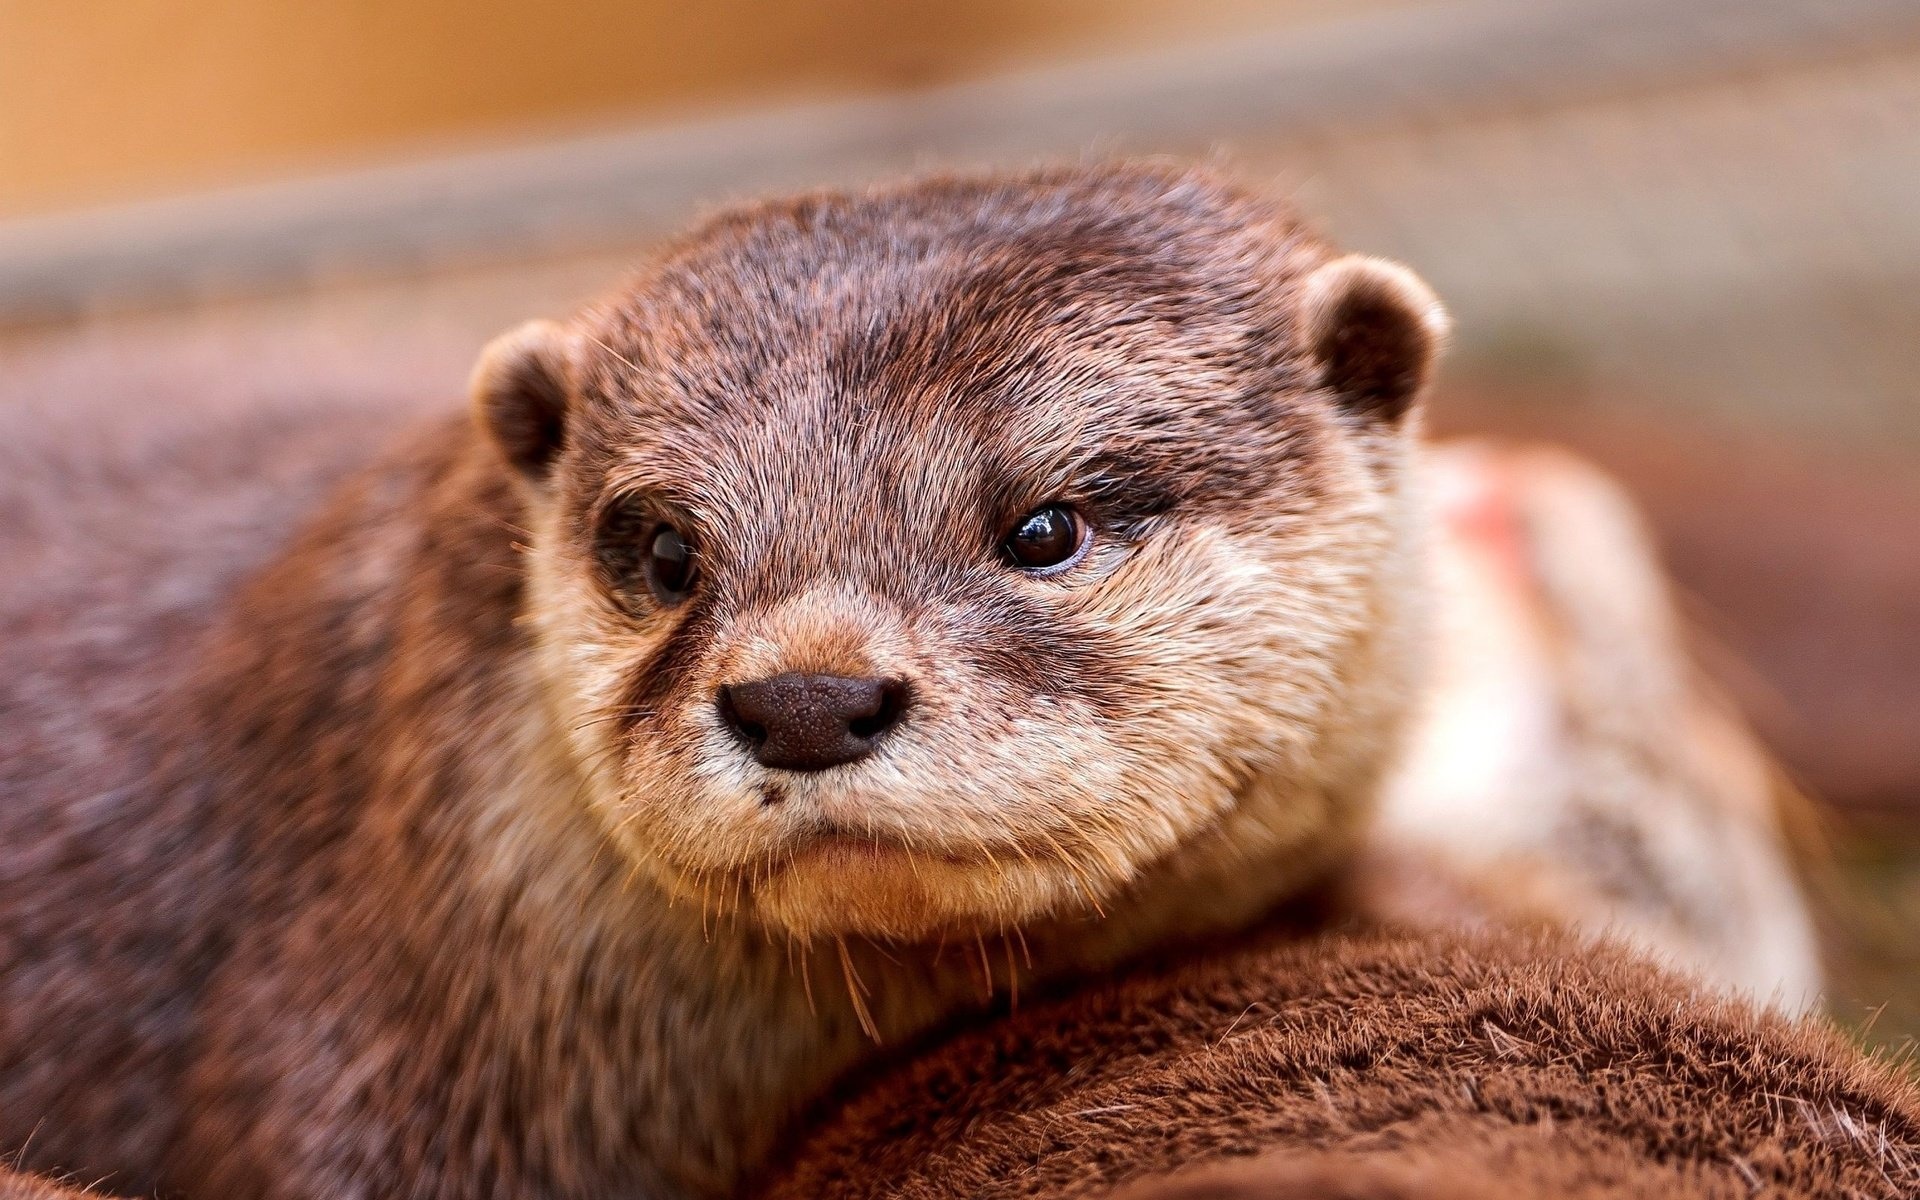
[718,673,908,772]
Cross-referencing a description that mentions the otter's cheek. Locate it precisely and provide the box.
[589,727,767,869]
[812,707,1131,848]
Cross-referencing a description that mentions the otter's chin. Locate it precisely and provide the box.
[750,840,1104,943]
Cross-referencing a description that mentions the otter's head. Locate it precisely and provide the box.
[471,163,1446,943]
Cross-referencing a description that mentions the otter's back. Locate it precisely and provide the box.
[0,392,423,1184]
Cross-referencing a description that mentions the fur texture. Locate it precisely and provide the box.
[756,917,1919,1200]
[0,1172,96,1200]
[0,161,1446,1197]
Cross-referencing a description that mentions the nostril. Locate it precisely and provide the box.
[847,679,909,741]
[716,686,767,747]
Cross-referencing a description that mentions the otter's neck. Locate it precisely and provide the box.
[464,707,1356,1197]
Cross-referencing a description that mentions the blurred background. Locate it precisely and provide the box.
[2,0,1915,1042]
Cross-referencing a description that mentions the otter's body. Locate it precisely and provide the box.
[0,164,1448,1197]
[758,919,1909,1200]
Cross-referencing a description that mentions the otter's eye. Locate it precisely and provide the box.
[1003,503,1087,572]
[647,524,698,602]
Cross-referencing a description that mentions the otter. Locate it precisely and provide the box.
[0,161,1449,1197]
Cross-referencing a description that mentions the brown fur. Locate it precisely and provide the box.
[756,914,1920,1200]
[0,162,1446,1197]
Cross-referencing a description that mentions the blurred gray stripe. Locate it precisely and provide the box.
[2,0,1916,321]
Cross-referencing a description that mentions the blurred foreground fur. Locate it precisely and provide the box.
[755,922,1915,1200]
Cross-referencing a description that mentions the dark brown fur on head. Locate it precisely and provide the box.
[475,162,1448,942]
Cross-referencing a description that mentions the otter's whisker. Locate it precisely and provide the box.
[835,939,879,1043]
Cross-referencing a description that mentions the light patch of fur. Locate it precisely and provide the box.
[1376,442,1821,1010]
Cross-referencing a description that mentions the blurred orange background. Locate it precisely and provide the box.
[1,0,1404,219]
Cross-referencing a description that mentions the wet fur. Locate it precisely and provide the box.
[0,162,1441,1196]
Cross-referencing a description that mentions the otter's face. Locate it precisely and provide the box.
[472,167,1446,942]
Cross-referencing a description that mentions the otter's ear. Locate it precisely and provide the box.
[1299,255,1449,426]
[470,319,577,484]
